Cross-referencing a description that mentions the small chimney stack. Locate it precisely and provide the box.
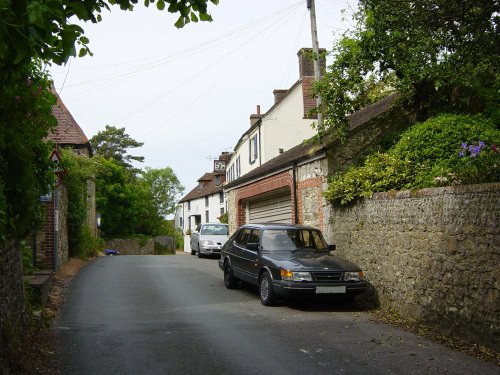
[273,89,288,104]
[250,105,262,127]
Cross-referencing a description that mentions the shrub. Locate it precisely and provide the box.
[325,114,500,205]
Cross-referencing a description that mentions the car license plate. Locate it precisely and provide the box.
[316,286,346,294]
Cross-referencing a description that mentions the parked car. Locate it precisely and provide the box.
[218,223,367,305]
[190,223,229,258]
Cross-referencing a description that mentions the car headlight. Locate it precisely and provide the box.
[344,271,365,281]
[280,269,312,282]
[201,240,215,245]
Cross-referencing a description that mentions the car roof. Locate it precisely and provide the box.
[239,223,320,231]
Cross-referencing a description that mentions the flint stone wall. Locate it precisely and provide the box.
[105,236,175,255]
[105,238,154,255]
[0,240,28,370]
[330,182,499,349]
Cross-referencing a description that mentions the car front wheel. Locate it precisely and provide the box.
[259,272,276,306]
[224,262,237,289]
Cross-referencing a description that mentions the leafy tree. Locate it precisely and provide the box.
[0,0,219,72]
[140,167,184,217]
[91,125,145,169]
[94,157,183,237]
[313,0,499,140]
[0,63,56,242]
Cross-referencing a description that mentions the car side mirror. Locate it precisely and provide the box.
[328,244,336,251]
[247,243,259,251]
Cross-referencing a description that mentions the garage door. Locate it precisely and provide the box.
[248,193,292,224]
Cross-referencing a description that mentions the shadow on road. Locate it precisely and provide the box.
[234,280,378,313]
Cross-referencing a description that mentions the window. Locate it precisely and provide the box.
[236,156,241,178]
[205,210,209,222]
[179,217,183,228]
[205,196,209,207]
[215,175,221,185]
[249,134,258,164]
[236,228,252,247]
[220,207,224,216]
[187,201,191,211]
[248,230,261,245]
[219,191,224,203]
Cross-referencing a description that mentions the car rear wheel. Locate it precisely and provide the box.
[224,262,237,289]
[259,272,276,306]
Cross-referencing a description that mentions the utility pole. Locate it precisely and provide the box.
[307,0,323,129]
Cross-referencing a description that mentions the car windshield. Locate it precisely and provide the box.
[261,229,328,252]
[200,224,228,235]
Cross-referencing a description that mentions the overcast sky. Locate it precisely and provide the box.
[49,0,358,194]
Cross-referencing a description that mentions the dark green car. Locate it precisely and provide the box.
[219,223,367,306]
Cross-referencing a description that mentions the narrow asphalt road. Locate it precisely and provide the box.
[53,255,498,375]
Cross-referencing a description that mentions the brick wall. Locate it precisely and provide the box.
[330,183,500,349]
[233,171,294,229]
[36,185,68,270]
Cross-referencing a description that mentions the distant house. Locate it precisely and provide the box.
[34,92,96,270]
[175,152,232,253]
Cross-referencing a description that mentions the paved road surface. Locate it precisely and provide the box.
[53,255,498,375]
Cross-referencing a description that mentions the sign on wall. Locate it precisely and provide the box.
[214,160,226,172]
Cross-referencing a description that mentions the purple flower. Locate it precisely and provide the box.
[461,142,468,150]
[479,141,486,149]
[458,151,465,158]
[470,145,481,158]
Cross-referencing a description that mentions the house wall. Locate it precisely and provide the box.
[295,157,333,242]
[36,184,69,270]
[261,83,316,162]
[330,183,500,349]
[227,128,260,183]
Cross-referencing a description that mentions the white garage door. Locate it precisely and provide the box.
[248,193,292,224]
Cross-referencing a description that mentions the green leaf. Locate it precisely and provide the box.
[174,16,185,29]
[190,12,199,22]
[157,0,165,11]
[199,13,212,22]
[78,48,87,57]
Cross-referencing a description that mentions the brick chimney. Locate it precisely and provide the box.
[297,48,326,78]
[250,105,261,127]
[273,89,288,104]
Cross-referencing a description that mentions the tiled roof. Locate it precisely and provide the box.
[179,172,224,203]
[47,92,90,147]
[224,94,398,190]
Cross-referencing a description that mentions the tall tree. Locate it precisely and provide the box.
[140,167,184,217]
[312,0,499,139]
[91,125,144,169]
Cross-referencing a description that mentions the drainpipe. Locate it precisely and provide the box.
[258,123,262,167]
[292,161,299,224]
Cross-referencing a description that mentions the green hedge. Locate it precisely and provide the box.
[325,114,500,205]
